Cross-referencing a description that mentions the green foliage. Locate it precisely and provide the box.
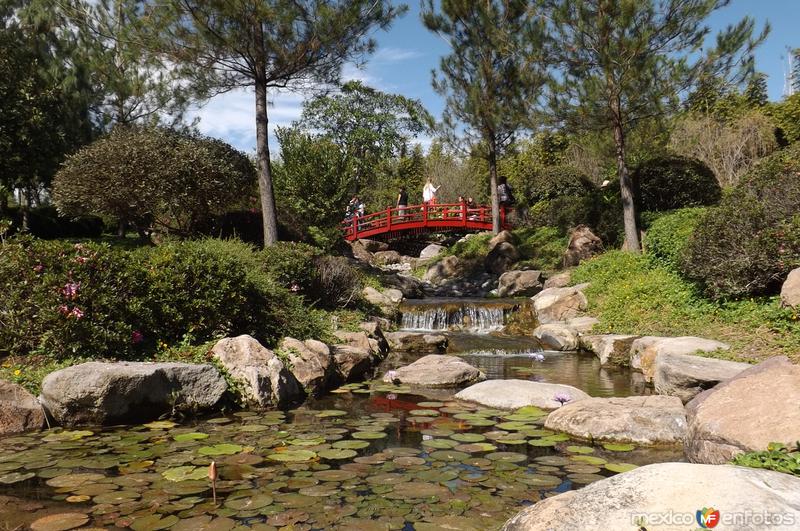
[514,227,568,271]
[445,233,494,261]
[0,237,327,360]
[632,156,721,211]
[0,356,90,396]
[732,442,800,477]
[682,145,800,299]
[53,126,255,237]
[767,93,800,146]
[1,206,105,239]
[519,165,597,206]
[571,251,800,361]
[644,208,708,271]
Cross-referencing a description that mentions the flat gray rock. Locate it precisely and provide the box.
[384,331,448,353]
[40,361,226,426]
[383,355,484,387]
[501,463,800,531]
[455,379,589,410]
[534,323,579,351]
[544,395,687,445]
[579,334,639,365]
[531,285,588,324]
[630,336,730,381]
[653,351,750,402]
[497,270,543,297]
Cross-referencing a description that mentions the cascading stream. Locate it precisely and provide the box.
[399,298,524,333]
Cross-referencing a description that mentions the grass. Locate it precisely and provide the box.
[571,251,800,363]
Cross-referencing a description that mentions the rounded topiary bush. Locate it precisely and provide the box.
[521,165,597,205]
[644,207,708,271]
[681,145,800,299]
[632,155,721,212]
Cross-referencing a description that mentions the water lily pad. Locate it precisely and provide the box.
[130,514,179,531]
[267,450,317,462]
[568,473,606,484]
[571,455,607,466]
[289,437,326,446]
[527,439,556,447]
[428,450,470,462]
[162,466,208,482]
[143,420,176,429]
[422,438,458,449]
[318,448,357,460]
[0,471,34,484]
[314,469,357,481]
[238,424,270,432]
[65,495,91,503]
[43,430,94,442]
[486,452,527,463]
[518,473,562,488]
[465,418,496,427]
[417,401,445,408]
[454,443,497,453]
[332,439,370,450]
[393,456,426,466]
[605,462,638,473]
[316,409,348,418]
[173,432,210,443]
[450,433,485,443]
[602,443,636,452]
[92,490,140,504]
[30,513,90,531]
[409,409,440,416]
[542,433,570,442]
[351,431,387,440]
[494,436,527,445]
[198,444,242,456]
[224,492,273,511]
[46,473,106,489]
[565,445,595,454]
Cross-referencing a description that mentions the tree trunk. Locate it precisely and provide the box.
[613,121,640,252]
[488,138,500,234]
[254,77,279,246]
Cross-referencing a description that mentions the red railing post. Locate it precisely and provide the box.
[386,207,392,232]
[352,216,358,239]
[461,201,467,227]
[423,202,428,227]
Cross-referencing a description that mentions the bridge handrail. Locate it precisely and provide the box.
[342,201,508,241]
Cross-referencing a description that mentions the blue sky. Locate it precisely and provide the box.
[189,1,800,154]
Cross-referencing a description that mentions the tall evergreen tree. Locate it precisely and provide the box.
[545,0,767,251]
[139,0,403,246]
[421,0,550,234]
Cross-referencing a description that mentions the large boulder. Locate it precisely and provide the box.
[543,270,571,289]
[544,395,687,445]
[534,324,579,351]
[419,243,446,260]
[653,351,750,403]
[423,255,460,284]
[358,238,389,253]
[279,337,334,397]
[213,335,302,408]
[531,285,588,324]
[497,270,544,297]
[488,230,517,249]
[564,316,598,333]
[0,380,44,435]
[685,356,800,464]
[331,345,376,383]
[382,355,484,387]
[501,463,800,531]
[630,336,731,381]
[579,334,639,365]
[484,242,519,275]
[362,286,403,316]
[562,225,603,267]
[384,331,448,353]
[40,361,227,426]
[781,267,800,308]
[372,250,402,266]
[455,379,590,410]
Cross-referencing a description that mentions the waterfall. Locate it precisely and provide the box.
[400,299,516,333]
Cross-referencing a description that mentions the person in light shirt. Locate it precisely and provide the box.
[422,177,440,204]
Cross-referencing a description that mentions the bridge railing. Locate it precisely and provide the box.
[342,202,507,241]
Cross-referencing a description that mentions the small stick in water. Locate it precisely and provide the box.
[208,461,218,504]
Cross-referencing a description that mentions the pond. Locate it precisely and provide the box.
[0,333,679,530]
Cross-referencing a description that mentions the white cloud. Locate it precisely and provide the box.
[373,47,423,62]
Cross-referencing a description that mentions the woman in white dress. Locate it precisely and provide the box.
[422,178,440,204]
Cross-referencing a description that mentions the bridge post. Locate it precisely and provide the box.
[386,207,392,232]
[461,201,467,227]
[352,216,358,239]
[423,202,428,228]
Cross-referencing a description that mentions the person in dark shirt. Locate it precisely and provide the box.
[396,186,409,219]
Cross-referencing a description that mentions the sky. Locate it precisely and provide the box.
[188,1,800,155]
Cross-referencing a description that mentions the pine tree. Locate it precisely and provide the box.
[545,0,768,251]
[139,0,403,246]
[421,0,549,234]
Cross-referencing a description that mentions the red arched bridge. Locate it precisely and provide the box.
[342,202,512,241]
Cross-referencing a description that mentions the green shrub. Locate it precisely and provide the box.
[732,442,800,477]
[632,155,721,211]
[681,145,800,299]
[52,126,256,237]
[644,207,708,271]
[0,237,326,359]
[1,206,105,239]
[519,165,596,206]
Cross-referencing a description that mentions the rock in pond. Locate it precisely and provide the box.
[686,356,800,464]
[213,335,303,408]
[0,380,45,435]
[534,324,579,351]
[331,345,377,383]
[579,334,639,365]
[279,337,334,397]
[630,335,730,380]
[544,395,687,445]
[531,285,588,324]
[40,361,227,426]
[501,462,800,531]
[497,270,544,297]
[384,331,448,353]
[382,355,484,387]
[653,351,750,403]
[455,379,589,410]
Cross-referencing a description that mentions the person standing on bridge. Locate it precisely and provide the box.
[422,178,440,205]
[396,186,408,219]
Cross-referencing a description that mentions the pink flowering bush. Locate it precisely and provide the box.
[0,237,327,359]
